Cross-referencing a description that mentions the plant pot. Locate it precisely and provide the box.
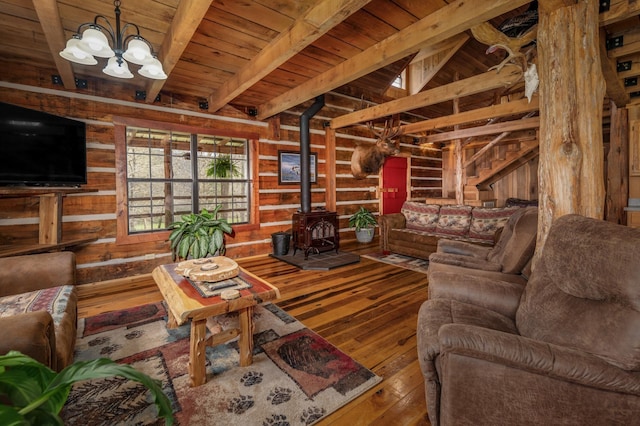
[355,227,375,243]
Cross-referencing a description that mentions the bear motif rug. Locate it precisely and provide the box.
[61,302,381,425]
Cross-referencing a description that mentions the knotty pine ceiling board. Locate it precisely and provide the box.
[253,0,317,20]
[363,0,420,30]
[209,0,298,33]
[339,8,398,43]
[311,34,364,61]
[203,5,279,43]
[196,19,270,53]
[322,18,380,50]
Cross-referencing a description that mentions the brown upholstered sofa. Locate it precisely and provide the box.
[0,252,78,371]
[427,207,538,317]
[417,215,640,425]
[379,201,521,260]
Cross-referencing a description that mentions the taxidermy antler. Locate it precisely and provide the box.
[470,1,538,73]
[470,22,538,72]
[350,119,402,179]
[471,2,539,101]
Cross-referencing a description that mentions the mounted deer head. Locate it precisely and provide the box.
[351,119,402,179]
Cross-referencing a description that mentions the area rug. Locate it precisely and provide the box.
[270,250,360,270]
[61,302,381,425]
[362,252,429,275]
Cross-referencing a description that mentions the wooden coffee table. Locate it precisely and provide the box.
[151,262,280,387]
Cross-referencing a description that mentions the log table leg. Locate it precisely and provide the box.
[166,309,179,329]
[238,306,255,367]
[189,318,208,387]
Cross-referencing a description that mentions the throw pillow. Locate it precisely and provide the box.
[401,202,440,232]
[469,206,520,241]
[435,205,473,237]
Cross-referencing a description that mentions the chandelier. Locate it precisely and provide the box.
[59,0,167,80]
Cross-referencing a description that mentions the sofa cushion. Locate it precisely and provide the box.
[435,205,473,237]
[402,202,440,232]
[0,285,74,327]
[469,206,520,242]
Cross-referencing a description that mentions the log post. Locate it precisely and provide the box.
[606,102,629,225]
[535,0,606,266]
[452,72,464,204]
[325,127,337,211]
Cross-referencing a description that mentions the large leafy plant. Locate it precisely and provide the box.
[0,351,173,426]
[168,206,233,260]
[348,206,377,231]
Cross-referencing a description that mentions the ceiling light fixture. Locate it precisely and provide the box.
[59,0,166,80]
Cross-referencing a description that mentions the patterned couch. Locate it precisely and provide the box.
[379,201,522,260]
[0,252,78,371]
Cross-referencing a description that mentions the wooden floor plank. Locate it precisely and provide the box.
[76,237,431,425]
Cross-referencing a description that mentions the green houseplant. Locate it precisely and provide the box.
[348,207,377,243]
[168,205,233,260]
[0,351,173,426]
[206,155,241,179]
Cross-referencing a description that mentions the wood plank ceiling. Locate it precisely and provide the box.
[0,0,639,125]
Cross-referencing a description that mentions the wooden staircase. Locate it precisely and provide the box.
[464,139,539,204]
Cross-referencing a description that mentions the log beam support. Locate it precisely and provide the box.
[535,0,606,265]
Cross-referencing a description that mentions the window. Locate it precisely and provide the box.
[115,118,259,243]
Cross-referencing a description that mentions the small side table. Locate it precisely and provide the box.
[152,263,280,387]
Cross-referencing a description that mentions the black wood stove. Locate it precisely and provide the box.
[292,210,339,259]
[290,95,339,260]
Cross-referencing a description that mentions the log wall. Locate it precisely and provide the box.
[0,82,441,284]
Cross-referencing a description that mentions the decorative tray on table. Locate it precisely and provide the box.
[174,257,250,298]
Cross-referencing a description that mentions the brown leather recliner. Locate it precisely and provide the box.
[417,214,640,425]
[0,252,78,371]
[427,206,537,317]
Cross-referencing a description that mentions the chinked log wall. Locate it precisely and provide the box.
[0,84,441,284]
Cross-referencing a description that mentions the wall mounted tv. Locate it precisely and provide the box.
[0,102,87,187]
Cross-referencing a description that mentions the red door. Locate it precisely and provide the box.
[380,156,408,214]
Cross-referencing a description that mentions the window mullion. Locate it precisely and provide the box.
[191,133,199,212]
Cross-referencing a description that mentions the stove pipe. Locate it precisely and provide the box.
[299,95,325,213]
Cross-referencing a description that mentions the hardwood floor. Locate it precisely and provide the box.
[76,238,431,425]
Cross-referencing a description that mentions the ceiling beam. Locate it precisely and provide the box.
[145,0,214,103]
[538,0,576,14]
[599,0,640,25]
[409,33,469,95]
[208,0,373,113]
[422,116,540,144]
[330,65,523,129]
[256,0,530,120]
[401,96,539,134]
[599,29,630,107]
[32,0,76,90]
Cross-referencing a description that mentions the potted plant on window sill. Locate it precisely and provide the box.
[168,205,234,261]
[348,207,377,243]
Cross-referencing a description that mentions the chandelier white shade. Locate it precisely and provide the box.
[77,28,114,58]
[59,37,97,65]
[59,1,166,80]
[122,38,155,65]
[139,57,168,79]
[103,56,134,79]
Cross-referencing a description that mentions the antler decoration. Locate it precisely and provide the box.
[351,118,402,179]
[367,119,402,141]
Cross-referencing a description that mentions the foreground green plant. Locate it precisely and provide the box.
[168,205,234,260]
[0,351,174,426]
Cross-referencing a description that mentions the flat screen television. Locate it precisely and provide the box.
[0,102,87,187]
